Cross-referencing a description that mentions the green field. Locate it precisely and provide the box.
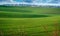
[0,6,60,36]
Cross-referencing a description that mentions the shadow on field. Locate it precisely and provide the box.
[0,13,50,18]
[0,9,32,13]
[0,6,32,13]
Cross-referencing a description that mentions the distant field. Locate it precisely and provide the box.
[0,6,60,36]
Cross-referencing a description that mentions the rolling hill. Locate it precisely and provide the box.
[0,6,60,36]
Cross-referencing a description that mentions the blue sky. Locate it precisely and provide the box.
[13,0,23,2]
[13,0,60,3]
[0,0,60,3]
[0,0,60,6]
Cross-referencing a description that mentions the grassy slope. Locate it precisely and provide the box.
[0,6,60,36]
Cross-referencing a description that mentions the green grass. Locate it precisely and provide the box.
[0,6,60,36]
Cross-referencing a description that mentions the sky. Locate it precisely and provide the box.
[0,0,60,3]
[0,0,60,6]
